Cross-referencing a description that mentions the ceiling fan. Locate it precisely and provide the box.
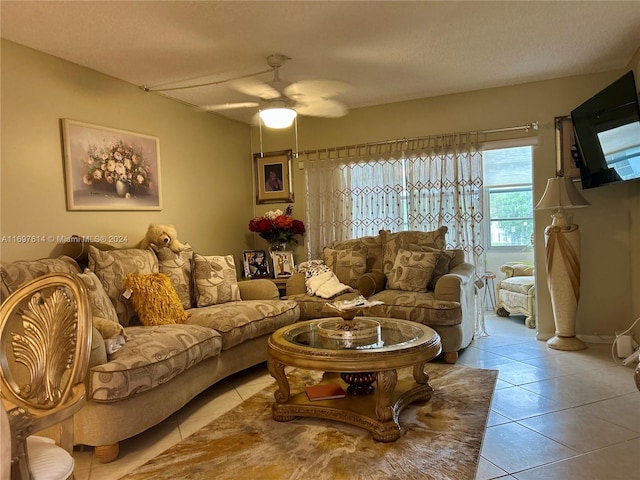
[201,53,350,128]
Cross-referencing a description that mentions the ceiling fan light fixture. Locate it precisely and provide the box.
[259,105,297,129]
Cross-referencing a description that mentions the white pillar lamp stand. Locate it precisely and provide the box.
[535,176,590,351]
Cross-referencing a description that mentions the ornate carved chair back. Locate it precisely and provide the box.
[0,273,92,480]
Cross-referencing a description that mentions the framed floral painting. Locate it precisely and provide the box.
[254,150,293,204]
[62,119,162,210]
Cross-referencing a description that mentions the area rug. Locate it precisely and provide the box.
[121,363,497,480]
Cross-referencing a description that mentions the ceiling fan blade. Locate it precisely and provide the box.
[229,77,280,100]
[199,102,260,111]
[284,80,350,100]
[295,98,348,118]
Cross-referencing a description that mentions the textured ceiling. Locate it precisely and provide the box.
[2,1,639,124]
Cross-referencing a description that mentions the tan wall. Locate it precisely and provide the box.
[1,40,254,265]
[252,72,640,341]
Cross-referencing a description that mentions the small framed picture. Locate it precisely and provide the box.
[271,251,295,278]
[555,115,581,179]
[242,250,270,278]
[254,150,294,204]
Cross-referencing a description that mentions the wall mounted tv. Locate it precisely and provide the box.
[571,71,640,189]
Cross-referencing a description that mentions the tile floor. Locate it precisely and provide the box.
[73,314,640,480]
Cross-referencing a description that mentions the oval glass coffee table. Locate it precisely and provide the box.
[267,316,442,442]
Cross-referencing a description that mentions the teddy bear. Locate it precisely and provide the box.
[139,224,185,253]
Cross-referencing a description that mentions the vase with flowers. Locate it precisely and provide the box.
[248,205,305,251]
[82,139,154,199]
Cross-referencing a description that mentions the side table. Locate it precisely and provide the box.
[482,272,496,310]
[270,278,288,297]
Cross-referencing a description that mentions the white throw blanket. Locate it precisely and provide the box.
[305,271,352,299]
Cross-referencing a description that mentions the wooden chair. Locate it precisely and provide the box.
[0,273,92,480]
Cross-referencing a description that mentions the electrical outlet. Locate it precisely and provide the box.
[616,334,634,358]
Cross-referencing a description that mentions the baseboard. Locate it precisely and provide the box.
[578,334,615,344]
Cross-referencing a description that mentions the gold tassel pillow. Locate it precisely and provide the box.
[123,273,189,326]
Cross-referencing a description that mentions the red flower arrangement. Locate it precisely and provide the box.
[249,205,305,247]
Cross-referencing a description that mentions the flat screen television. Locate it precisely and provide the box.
[571,71,640,189]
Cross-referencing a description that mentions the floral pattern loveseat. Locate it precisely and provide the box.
[285,227,475,363]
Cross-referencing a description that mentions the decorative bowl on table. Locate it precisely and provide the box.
[320,296,384,340]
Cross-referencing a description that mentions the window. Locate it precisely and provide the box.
[482,145,534,249]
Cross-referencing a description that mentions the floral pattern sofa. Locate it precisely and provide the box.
[0,240,299,463]
[286,228,476,363]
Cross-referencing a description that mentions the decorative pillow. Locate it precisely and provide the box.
[88,246,159,326]
[407,244,457,290]
[151,243,194,309]
[192,254,241,307]
[76,268,122,329]
[61,236,116,269]
[1,256,81,301]
[386,249,441,292]
[323,247,368,288]
[123,273,189,326]
[381,227,448,275]
[333,233,384,272]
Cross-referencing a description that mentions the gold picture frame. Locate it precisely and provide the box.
[271,251,294,278]
[555,115,581,179]
[62,119,162,210]
[254,150,294,204]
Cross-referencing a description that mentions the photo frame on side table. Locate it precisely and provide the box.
[271,251,295,278]
[242,250,270,278]
[555,115,581,179]
[254,150,294,204]
[62,119,162,210]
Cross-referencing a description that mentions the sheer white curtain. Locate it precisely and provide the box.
[304,151,405,256]
[303,134,487,335]
[303,134,485,270]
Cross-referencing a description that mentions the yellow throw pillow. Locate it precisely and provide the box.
[123,273,189,326]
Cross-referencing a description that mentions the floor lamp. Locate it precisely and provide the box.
[535,176,590,351]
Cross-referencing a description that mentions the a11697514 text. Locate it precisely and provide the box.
[1,234,129,244]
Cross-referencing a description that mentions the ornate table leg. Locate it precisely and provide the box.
[375,369,397,422]
[267,358,289,403]
[413,360,429,384]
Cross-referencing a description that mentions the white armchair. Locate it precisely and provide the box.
[495,263,536,328]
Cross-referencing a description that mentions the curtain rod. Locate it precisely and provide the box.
[298,121,539,156]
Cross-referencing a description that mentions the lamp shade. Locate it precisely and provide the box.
[259,103,297,129]
[535,176,590,211]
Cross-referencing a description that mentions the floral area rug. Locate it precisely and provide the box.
[121,363,497,480]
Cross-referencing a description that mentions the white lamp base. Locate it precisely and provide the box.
[547,335,586,351]
[545,212,587,352]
